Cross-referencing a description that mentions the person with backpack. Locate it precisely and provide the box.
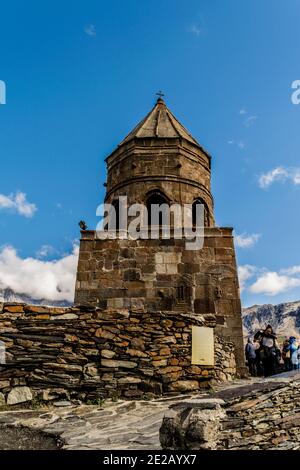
[289,336,300,370]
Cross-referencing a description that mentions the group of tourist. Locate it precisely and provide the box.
[245,324,300,377]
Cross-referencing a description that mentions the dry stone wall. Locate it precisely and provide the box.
[0,303,236,405]
[160,373,300,450]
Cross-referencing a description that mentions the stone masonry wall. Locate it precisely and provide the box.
[0,303,236,406]
[75,229,245,375]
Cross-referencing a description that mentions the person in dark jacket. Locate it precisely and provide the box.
[282,338,292,371]
[253,330,264,376]
[245,337,257,376]
[259,325,280,377]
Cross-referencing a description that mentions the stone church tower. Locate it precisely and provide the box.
[75,97,245,375]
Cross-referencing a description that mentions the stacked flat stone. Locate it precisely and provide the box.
[160,373,300,450]
[0,303,236,405]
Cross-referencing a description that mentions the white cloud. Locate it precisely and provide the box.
[239,108,246,115]
[238,265,257,292]
[0,191,37,218]
[84,24,96,36]
[258,166,300,188]
[258,167,288,188]
[36,245,56,259]
[244,115,258,127]
[235,232,261,248]
[188,24,202,36]
[249,271,300,296]
[281,266,300,275]
[239,262,300,296]
[0,244,79,302]
[227,139,245,150]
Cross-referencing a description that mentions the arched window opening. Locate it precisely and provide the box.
[104,199,120,231]
[192,198,209,227]
[146,191,169,227]
[112,199,120,231]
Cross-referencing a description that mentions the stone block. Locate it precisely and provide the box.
[156,263,167,274]
[168,380,199,392]
[101,349,116,359]
[155,253,164,264]
[215,300,234,315]
[131,337,146,350]
[7,386,33,405]
[3,305,24,313]
[0,380,10,389]
[166,264,178,274]
[50,313,78,320]
[126,348,148,358]
[124,269,141,281]
[120,248,135,259]
[215,237,233,248]
[204,237,216,248]
[107,298,124,309]
[152,359,168,367]
[101,359,137,368]
[118,376,142,384]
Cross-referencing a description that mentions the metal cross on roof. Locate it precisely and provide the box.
[156,90,165,99]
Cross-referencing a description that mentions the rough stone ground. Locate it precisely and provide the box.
[0,396,192,450]
[0,376,280,450]
[0,426,61,450]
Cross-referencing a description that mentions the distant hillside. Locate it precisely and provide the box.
[0,288,71,307]
[242,301,300,339]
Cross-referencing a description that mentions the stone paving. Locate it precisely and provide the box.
[0,376,290,450]
[0,395,197,450]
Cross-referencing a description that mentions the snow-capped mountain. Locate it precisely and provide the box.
[0,288,71,307]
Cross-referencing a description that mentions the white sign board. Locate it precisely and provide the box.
[191,326,214,366]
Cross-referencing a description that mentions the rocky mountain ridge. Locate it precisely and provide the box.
[0,288,71,307]
[243,300,300,338]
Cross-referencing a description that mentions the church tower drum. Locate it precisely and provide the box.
[105,97,214,227]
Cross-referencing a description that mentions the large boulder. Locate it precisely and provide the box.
[168,380,199,392]
[7,387,33,405]
[160,398,226,450]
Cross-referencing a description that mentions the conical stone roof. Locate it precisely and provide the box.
[119,98,201,147]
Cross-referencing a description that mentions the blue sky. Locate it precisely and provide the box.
[1,0,300,306]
